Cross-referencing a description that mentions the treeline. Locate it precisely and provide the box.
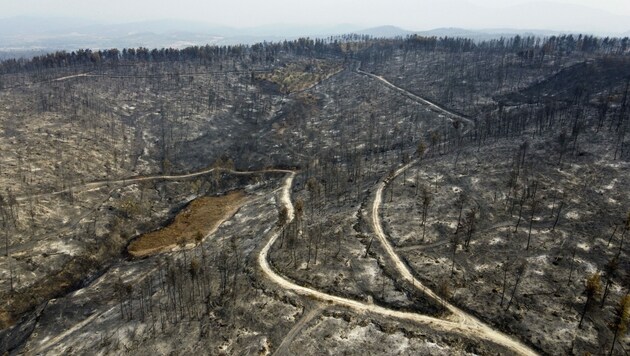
[359,34,630,64]
[1,33,628,75]
[0,38,348,74]
[402,34,629,54]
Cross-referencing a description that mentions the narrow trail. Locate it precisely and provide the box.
[7,168,292,255]
[397,239,450,252]
[53,73,89,81]
[259,173,537,355]
[29,258,167,354]
[15,167,294,202]
[67,69,271,80]
[0,69,271,92]
[273,304,325,356]
[31,306,108,354]
[355,68,472,125]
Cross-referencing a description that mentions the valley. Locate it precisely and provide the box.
[0,36,629,355]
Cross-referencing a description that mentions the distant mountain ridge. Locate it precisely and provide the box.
[0,17,628,58]
[0,18,366,52]
[355,26,606,41]
[355,25,414,38]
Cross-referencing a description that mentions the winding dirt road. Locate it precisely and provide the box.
[23,166,534,354]
[261,69,536,354]
[18,66,537,354]
[372,163,537,355]
[259,172,537,355]
[357,67,535,355]
[259,174,476,332]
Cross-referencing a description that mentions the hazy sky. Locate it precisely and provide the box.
[469,0,628,13]
[2,0,630,32]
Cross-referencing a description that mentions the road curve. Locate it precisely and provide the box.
[15,168,294,202]
[23,67,534,353]
[258,172,537,355]
[259,174,474,331]
[7,168,294,255]
[356,67,535,355]
[372,162,537,355]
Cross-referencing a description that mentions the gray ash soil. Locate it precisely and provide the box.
[2,39,630,355]
[383,131,629,355]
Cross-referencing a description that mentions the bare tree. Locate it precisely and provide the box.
[306,177,320,216]
[463,207,477,249]
[617,211,630,257]
[0,194,8,257]
[567,244,578,286]
[277,206,288,247]
[454,192,467,235]
[420,185,432,241]
[609,295,630,356]
[450,233,460,277]
[551,199,565,232]
[505,260,527,311]
[416,140,427,161]
[579,273,602,329]
[601,256,619,308]
[526,181,539,250]
[519,140,529,167]
[557,130,568,168]
[500,258,512,307]
[607,225,618,248]
[514,187,527,233]
[430,131,440,156]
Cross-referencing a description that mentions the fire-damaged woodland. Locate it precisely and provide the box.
[0,34,629,355]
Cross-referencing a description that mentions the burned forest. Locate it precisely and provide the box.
[0,34,629,355]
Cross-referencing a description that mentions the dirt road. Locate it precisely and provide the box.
[8,168,293,255]
[15,168,294,202]
[355,67,536,355]
[258,172,537,355]
[259,68,536,354]
[356,68,471,124]
[372,163,537,355]
[19,66,536,354]
[259,174,459,328]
